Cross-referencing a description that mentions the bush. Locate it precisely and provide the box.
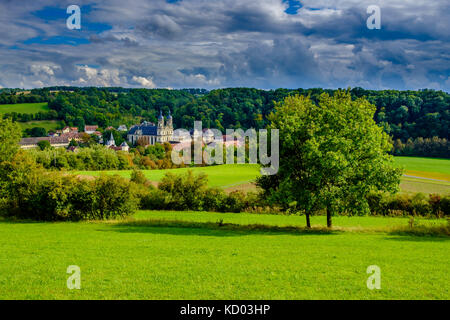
[158,170,208,210]
[366,191,450,217]
[366,191,386,216]
[410,193,431,216]
[441,196,450,216]
[138,171,263,213]
[92,175,139,220]
[202,188,227,211]
[1,158,139,221]
[140,188,171,210]
[130,169,148,185]
[220,191,247,213]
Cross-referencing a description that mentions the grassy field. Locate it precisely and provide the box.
[0,102,49,114]
[400,177,450,195]
[395,156,450,181]
[395,157,449,194]
[78,164,261,188]
[0,211,448,300]
[18,120,63,132]
[77,157,450,194]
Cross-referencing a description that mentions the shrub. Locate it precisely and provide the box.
[410,193,431,216]
[92,175,139,220]
[140,188,171,210]
[37,140,51,150]
[429,194,442,217]
[366,191,449,217]
[158,170,208,210]
[220,191,247,213]
[130,169,148,185]
[387,194,412,215]
[441,196,450,216]
[1,157,139,221]
[202,188,226,211]
[366,191,386,216]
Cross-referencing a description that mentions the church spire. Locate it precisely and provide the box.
[167,109,173,128]
[106,132,116,147]
[158,110,164,127]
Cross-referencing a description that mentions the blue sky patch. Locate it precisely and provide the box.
[283,0,302,15]
[23,36,90,46]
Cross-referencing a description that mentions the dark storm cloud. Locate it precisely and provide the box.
[218,38,321,88]
[0,0,448,90]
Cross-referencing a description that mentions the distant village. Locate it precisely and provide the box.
[19,111,243,153]
[19,124,131,152]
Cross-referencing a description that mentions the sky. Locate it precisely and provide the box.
[0,0,449,91]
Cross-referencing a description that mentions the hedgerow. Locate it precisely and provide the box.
[0,153,139,221]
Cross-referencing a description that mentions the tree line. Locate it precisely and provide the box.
[1,86,449,156]
[393,137,449,158]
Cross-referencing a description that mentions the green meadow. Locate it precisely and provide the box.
[395,156,450,181]
[0,102,49,114]
[2,153,448,300]
[78,157,449,194]
[394,156,449,195]
[0,211,448,300]
[0,103,62,133]
[78,164,261,189]
[18,120,63,132]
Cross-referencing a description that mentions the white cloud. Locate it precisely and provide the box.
[132,76,157,88]
[30,64,59,76]
[0,0,448,90]
[76,65,121,86]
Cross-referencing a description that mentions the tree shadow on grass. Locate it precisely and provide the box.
[0,217,48,224]
[384,231,450,242]
[106,219,338,237]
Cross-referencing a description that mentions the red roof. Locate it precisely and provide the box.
[84,125,98,131]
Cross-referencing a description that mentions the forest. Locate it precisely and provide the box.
[0,87,448,157]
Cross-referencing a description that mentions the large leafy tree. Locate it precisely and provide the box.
[257,91,402,227]
[0,118,22,163]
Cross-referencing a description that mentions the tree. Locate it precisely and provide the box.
[0,118,22,163]
[130,169,148,185]
[257,92,402,228]
[68,139,79,147]
[25,127,47,137]
[37,140,51,151]
[103,129,124,146]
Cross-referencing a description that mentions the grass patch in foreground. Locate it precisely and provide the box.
[0,211,448,300]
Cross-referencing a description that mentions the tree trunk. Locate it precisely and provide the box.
[326,207,332,228]
[305,213,311,228]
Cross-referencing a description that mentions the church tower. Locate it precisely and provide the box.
[167,110,173,128]
[106,132,116,147]
[158,110,164,128]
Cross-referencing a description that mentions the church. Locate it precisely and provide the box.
[127,111,174,146]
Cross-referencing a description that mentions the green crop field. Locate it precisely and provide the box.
[0,211,448,300]
[0,102,49,114]
[395,156,450,181]
[394,157,450,194]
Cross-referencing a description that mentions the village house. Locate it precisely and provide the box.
[20,136,72,149]
[84,125,98,134]
[19,127,83,150]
